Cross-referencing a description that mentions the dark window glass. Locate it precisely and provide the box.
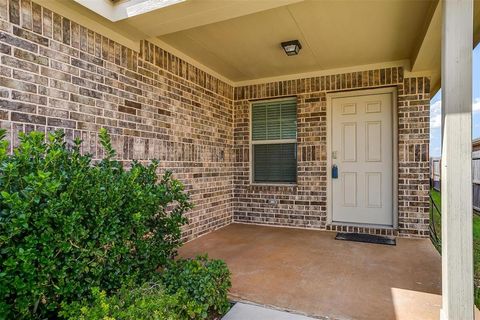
[253,143,297,183]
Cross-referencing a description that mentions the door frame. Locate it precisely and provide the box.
[326,87,398,229]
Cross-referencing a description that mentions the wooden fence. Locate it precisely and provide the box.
[431,153,480,211]
[474,151,480,211]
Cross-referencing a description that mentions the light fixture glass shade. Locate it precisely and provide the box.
[281,40,302,56]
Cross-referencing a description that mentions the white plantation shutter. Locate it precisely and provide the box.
[251,98,297,183]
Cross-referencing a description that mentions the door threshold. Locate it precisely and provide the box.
[331,221,395,230]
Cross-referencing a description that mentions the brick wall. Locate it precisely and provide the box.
[234,70,430,237]
[397,77,430,237]
[0,0,430,239]
[0,0,234,241]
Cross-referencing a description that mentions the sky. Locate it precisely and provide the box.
[429,44,480,157]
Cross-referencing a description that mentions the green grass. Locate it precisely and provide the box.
[430,188,480,306]
[430,188,442,249]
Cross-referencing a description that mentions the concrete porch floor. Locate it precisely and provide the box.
[179,223,446,320]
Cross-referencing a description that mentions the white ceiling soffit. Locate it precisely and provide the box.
[411,0,480,94]
[159,0,434,82]
[75,0,305,37]
[74,0,186,22]
[136,0,304,37]
[72,0,480,87]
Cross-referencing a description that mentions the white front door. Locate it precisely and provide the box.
[331,92,393,226]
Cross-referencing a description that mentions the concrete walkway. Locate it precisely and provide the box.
[223,303,317,320]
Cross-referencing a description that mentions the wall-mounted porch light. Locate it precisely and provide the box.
[281,40,302,56]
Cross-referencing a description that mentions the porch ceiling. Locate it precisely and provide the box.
[65,0,480,90]
[159,0,434,82]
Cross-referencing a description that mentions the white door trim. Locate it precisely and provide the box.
[326,87,398,229]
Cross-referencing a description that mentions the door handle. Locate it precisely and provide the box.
[332,164,338,179]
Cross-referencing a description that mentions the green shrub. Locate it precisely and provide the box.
[162,255,231,319]
[60,256,232,320]
[0,129,192,319]
[59,284,187,320]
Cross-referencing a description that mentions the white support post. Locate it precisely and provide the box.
[441,0,474,319]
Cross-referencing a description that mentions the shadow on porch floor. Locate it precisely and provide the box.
[180,223,447,320]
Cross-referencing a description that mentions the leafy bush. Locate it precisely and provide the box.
[0,129,192,319]
[162,255,231,319]
[60,284,185,320]
[60,256,232,320]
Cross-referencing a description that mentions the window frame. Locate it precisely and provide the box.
[249,97,298,185]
